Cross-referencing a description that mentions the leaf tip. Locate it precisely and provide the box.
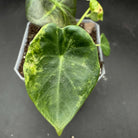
[55,127,64,136]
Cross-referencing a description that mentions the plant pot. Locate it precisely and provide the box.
[14,19,105,81]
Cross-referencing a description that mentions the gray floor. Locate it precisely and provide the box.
[0,0,138,138]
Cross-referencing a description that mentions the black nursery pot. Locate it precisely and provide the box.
[14,19,105,81]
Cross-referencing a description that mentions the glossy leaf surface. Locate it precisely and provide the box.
[87,0,103,21]
[26,0,76,27]
[101,33,111,56]
[23,23,100,135]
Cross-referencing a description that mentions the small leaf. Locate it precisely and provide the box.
[101,33,111,56]
[24,23,100,135]
[87,0,103,21]
[26,0,77,27]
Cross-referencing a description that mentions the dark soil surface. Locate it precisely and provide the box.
[18,23,101,77]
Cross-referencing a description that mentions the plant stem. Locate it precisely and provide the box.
[76,8,91,26]
[96,44,100,47]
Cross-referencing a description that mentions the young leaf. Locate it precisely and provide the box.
[101,33,111,56]
[26,0,77,27]
[86,0,103,21]
[23,23,100,135]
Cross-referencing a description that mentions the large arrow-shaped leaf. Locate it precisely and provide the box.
[26,0,77,27]
[23,23,100,135]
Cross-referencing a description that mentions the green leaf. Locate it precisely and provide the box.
[23,23,100,136]
[26,0,77,27]
[87,0,103,21]
[101,33,111,56]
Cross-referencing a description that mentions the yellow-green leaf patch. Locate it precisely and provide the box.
[87,0,103,21]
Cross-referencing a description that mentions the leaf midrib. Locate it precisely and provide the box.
[44,0,70,23]
[56,55,64,123]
